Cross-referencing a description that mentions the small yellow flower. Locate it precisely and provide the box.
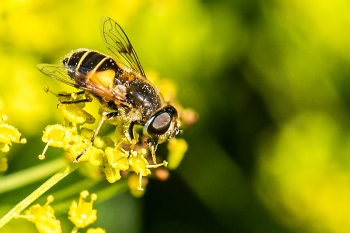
[65,142,85,159]
[24,195,55,222]
[128,149,151,177]
[40,124,88,160]
[0,123,22,145]
[93,136,107,149]
[62,128,85,150]
[129,149,165,191]
[87,146,104,167]
[34,218,62,233]
[68,190,98,228]
[17,195,62,233]
[105,146,129,170]
[0,111,26,171]
[102,163,122,183]
[42,124,67,148]
[0,120,26,153]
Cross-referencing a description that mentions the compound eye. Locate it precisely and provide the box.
[147,112,172,135]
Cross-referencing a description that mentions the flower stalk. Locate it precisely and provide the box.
[0,162,81,228]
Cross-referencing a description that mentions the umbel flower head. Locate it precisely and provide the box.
[39,87,190,191]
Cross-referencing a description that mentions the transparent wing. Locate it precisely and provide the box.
[100,16,146,77]
[37,63,129,107]
[37,64,79,88]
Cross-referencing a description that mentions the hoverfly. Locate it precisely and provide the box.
[37,16,180,163]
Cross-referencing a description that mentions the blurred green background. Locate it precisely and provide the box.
[1,0,350,232]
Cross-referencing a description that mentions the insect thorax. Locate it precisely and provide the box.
[125,77,163,120]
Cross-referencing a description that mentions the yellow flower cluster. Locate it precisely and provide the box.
[40,94,168,191]
[18,191,105,233]
[0,105,26,172]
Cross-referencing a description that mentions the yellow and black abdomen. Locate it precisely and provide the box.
[63,49,123,87]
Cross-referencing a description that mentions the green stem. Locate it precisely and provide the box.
[0,158,66,194]
[71,225,80,233]
[0,162,81,228]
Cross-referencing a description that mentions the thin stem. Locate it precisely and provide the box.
[0,162,81,228]
[71,225,80,233]
[0,158,66,194]
[51,178,128,212]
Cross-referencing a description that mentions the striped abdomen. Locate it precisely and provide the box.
[62,49,124,86]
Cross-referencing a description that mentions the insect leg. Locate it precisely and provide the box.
[146,139,159,165]
[45,86,88,103]
[127,121,139,152]
[59,99,92,105]
[128,121,136,141]
[58,91,93,105]
[57,90,85,96]
[73,111,119,162]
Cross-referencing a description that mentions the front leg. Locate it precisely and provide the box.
[74,111,119,162]
[146,138,159,165]
[128,121,136,141]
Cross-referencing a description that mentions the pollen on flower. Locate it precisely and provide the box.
[68,190,98,229]
[16,195,62,233]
